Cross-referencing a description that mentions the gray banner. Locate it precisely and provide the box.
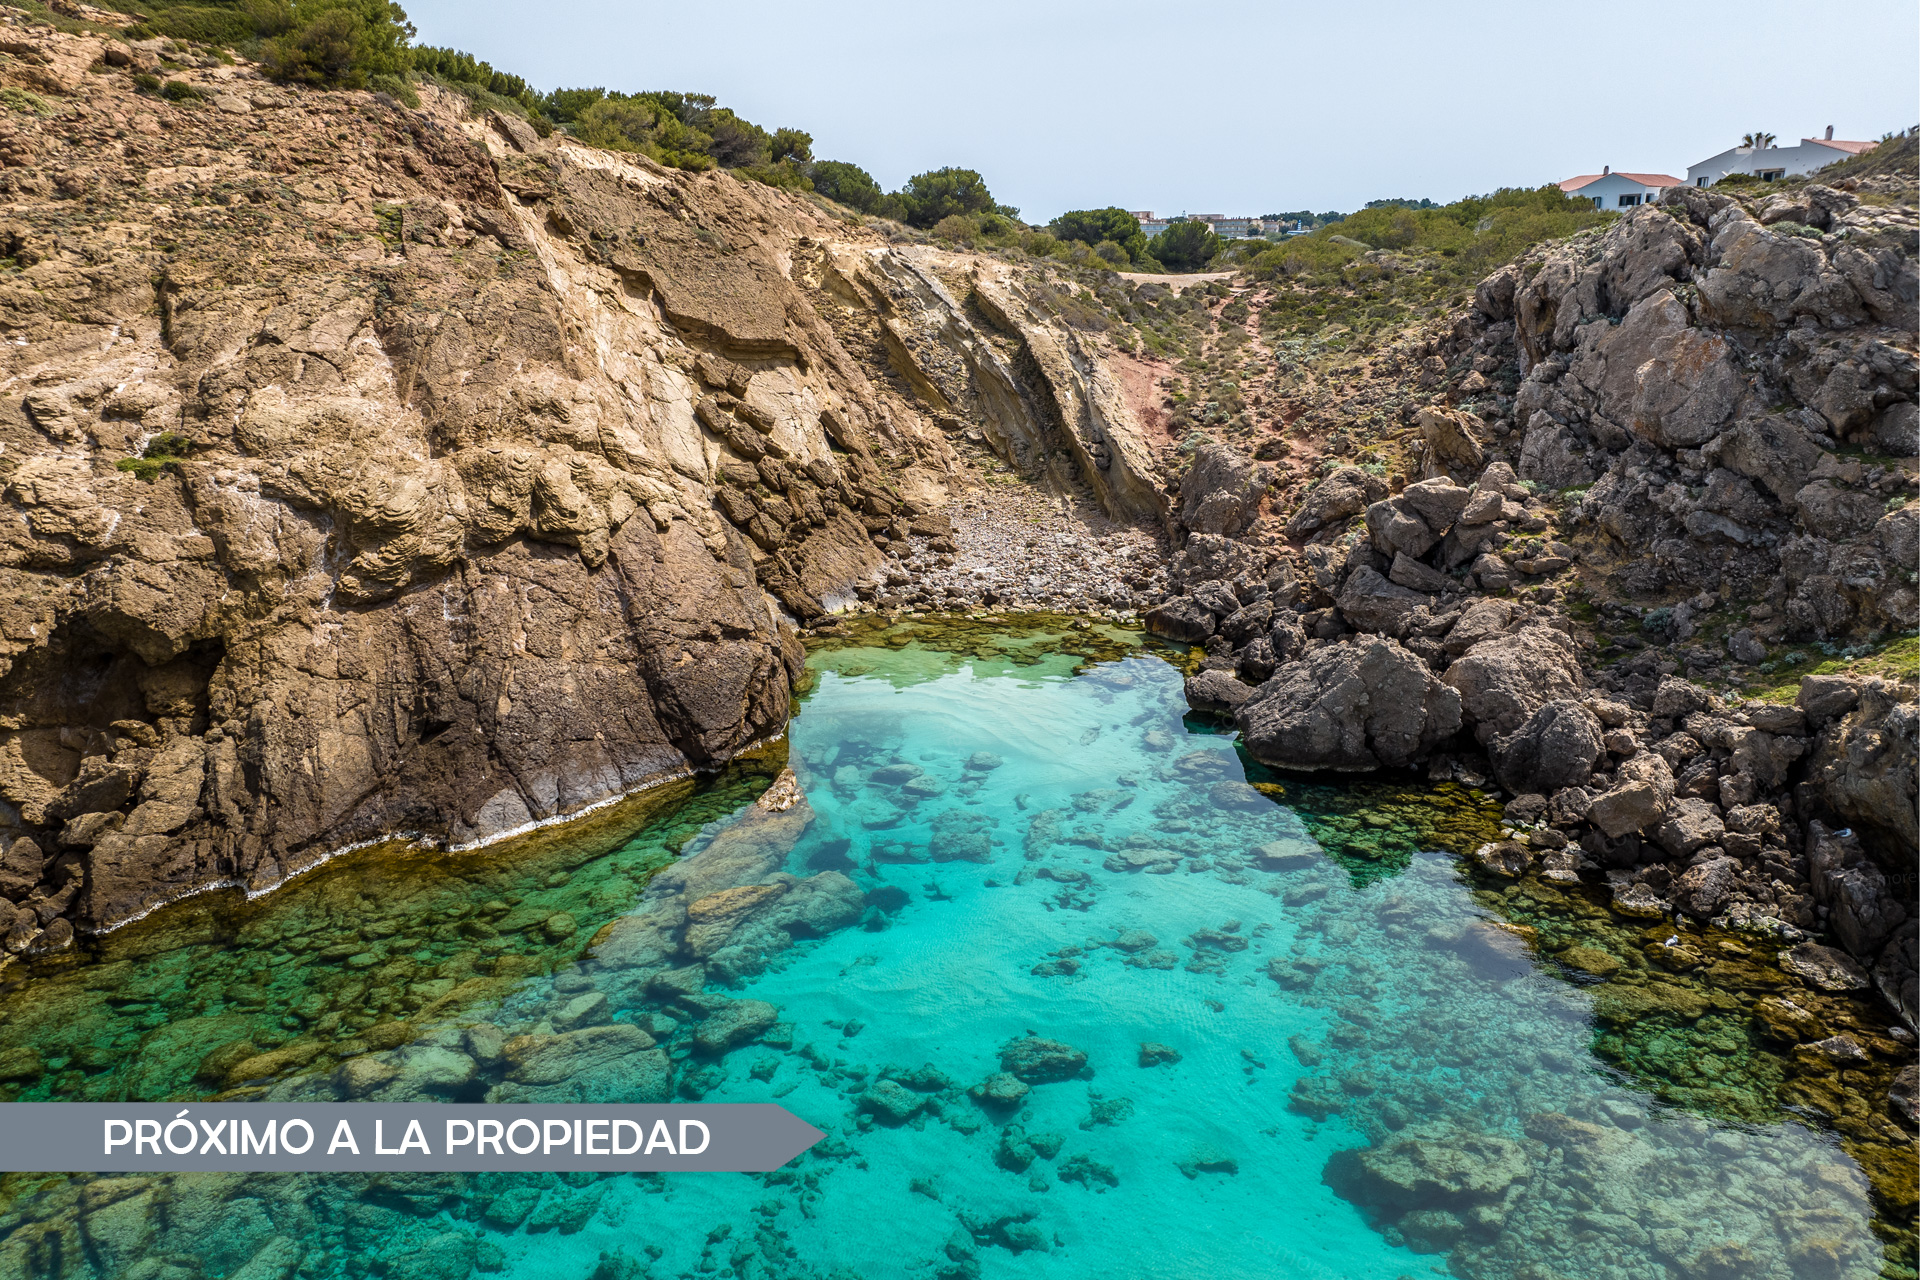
[0,1103,823,1173]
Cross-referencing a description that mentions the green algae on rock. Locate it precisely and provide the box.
[0,752,787,1107]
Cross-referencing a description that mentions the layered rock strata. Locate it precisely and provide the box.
[0,24,1162,942]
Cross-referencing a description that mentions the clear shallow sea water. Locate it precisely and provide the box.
[0,620,1910,1280]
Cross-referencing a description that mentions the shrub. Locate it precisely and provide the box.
[160,79,201,101]
[932,214,979,244]
[257,0,415,91]
[411,44,535,108]
[115,431,192,483]
[574,96,715,170]
[1019,230,1060,258]
[770,127,812,165]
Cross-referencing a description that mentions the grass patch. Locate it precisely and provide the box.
[1742,634,1919,703]
[115,431,191,483]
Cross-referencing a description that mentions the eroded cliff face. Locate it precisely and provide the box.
[0,22,1162,943]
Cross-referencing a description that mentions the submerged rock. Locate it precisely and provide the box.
[860,1078,925,1125]
[693,999,779,1054]
[969,1072,1031,1109]
[1326,1127,1528,1211]
[1177,1143,1239,1179]
[493,1025,670,1104]
[1138,1042,1182,1067]
[999,1036,1088,1083]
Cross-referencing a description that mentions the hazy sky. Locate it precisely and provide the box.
[405,0,1918,222]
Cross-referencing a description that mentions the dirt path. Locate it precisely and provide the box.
[1118,270,1234,292]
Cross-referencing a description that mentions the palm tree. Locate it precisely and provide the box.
[1740,131,1776,150]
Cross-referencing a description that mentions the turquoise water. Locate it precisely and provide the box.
[0,624,1905,1280]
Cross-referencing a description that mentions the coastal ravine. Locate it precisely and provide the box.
[0,618,1910,1280]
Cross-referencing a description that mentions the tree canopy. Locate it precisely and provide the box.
[809,161,885,212]
[1150,219,1222,271]
[1050,207,1150,266]
[897,168,1001,228]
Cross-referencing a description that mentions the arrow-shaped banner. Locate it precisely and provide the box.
[0,1103,824,1173]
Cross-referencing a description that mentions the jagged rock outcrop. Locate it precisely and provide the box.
[1483,192,1918,639]
[1176,442,1270,535]
[1236,636,1461,772]
[1164,174,1915,1034]
[0,26,1158,940]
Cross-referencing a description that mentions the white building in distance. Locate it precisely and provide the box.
[1685,127,1876,187]
[1558,167,1685,209]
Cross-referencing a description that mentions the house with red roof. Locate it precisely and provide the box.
[1559,167,1686,210]
[1685,127,1878,187]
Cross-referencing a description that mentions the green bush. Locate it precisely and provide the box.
[932,214,979,244]
[115,431,192,483]
[160,79,202,101]
[770,128,812,164]
[256,0,415,91]
[140,3,257,45]
[1019,230,1061,258]
[574,96,716,170]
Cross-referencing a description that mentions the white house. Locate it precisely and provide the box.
[1558,168,1686,209]
[1685,127,1876,187]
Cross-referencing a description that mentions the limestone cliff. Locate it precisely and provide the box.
[0,20,1162,941]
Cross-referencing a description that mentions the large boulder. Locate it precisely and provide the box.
[1586,753,1675,838]
[1415,407,1487,479]
[1517,414,1599,489]
[1620,291,1750,448]
[1398,478,1473,533]
[1492,700,1602,795]
[1443,625,1584,744]
[1237,636,1461,772]
[1185,669,1254,715]
[1673,855,1739,919]
[1167,533,1267,594]
[1696,209,1866,331]
[1285,466,1387,539]
[1789,679,1912,859]
[1178,444,1271,536]
[1335,566,1430,636]
[1144,596,1216,643]
[1366,498,1438,559]
[1655,798,1726,857]
[1702,414,1825,504]
[1796,480,1886,541]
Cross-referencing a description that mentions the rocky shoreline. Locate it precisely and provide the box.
[0,15,1909,1233]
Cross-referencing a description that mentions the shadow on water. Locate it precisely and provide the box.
[0,614,1910,1280]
